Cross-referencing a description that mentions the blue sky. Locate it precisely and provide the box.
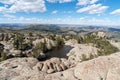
[0,0,120,26]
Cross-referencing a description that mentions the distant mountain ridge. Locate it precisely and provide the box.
[22,24,61,33]
[0,24,120,33]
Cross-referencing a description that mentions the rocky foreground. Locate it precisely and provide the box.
[0,51,120,80]
[0,32,120,80]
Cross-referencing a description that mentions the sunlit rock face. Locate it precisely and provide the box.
[92,31,106,38]
[0,52,120,80]
[67,44,98,63]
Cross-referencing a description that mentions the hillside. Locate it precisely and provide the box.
[22,24,62,33]
[0,24,120,33]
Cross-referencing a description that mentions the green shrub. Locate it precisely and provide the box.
[0,52,6,62]
[77,34,119,56]
[89,53,94,59]
[96,39,119,55]
[35,41,47,53]
[55,36,65,49]
[81,54,89,61]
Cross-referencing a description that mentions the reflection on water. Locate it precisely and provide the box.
[46,45,73,59]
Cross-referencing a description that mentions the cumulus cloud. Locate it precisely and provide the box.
[110,9,120,15]
[0,0,74,13]
[76,0,108,14]
[47,0,73,3]
[52,10,58,14]
[77,0,98,6]
[77,4,108,14]
[0,0,46,13]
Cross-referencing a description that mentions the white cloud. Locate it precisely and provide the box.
[47,0,73,3]
[90,0,98,4]
[77,4,108,14]
[0,0,46,13]
[63,11,73,13]
[1,16,120,26]
[79,17,86,21]
[52,10,58,14]
[18,17,40,22]
[4,14,16,18]
[110,9,120,15]
[0,7,7,12]
[0,0,15,4]
[4,16,45,23]
[59,0,73,3]
[46,0,56,3]
[77,0,98,6]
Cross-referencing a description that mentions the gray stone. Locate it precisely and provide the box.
[59,63,67,71]
[33,63,43,71]
[55,64,62,72]
[41,63,48,73]
[47,69,55,74]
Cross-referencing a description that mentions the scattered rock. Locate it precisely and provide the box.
[41,63,48,73]
[47,69,55,74]
[9,49,22,57]
[33,63,43,71]
[55,64,62,72]
[37,57,70,73]
[59,63,67,71]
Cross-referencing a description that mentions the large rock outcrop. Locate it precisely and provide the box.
[45,52,120,80]
[0,52,120,80]
[33,57,71,74]
[67,44,98,63]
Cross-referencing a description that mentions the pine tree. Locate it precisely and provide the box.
[13,33,24,50]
